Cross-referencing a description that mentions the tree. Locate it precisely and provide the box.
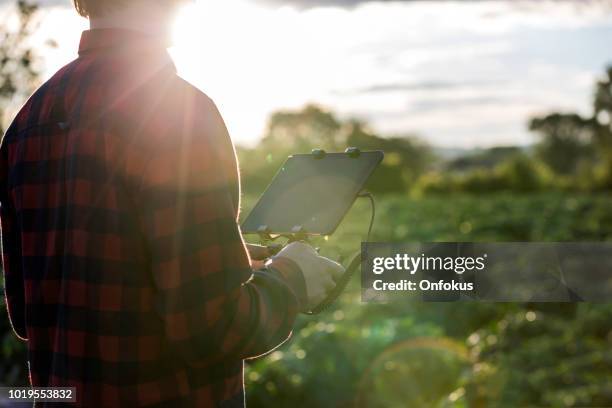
[529,113,594,175]
[239,105,432,195]
[0,0,47,135]
[345,120,432,193]
[261,104,343,152]
[593,65,612,149]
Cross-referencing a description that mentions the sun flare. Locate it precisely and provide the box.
[170,0,330,145]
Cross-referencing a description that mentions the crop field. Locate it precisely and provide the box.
[241,193,612,408]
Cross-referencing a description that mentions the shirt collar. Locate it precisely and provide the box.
[78,29,169,56]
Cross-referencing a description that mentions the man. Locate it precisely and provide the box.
[0,0,344,406]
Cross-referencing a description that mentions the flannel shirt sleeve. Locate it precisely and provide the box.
[136,91,306,365]
[0,135,27,341]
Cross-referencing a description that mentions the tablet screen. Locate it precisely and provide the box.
[242,151,383,235]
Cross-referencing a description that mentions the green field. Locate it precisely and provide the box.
[242,193,612,408]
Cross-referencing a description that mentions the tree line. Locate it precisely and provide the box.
[238,65,612,196]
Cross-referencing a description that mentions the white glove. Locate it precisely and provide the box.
[273,241,345,310]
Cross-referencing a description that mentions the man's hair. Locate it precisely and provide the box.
[73,0,127,17]
[73,0,183,18]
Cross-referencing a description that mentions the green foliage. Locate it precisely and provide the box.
[526,65,612,190]
[243,193,612,407]
[445,147,522,172]
[466,304,612,408]
[345,121,432,194]
[263,105,343,152]
[414,154,554,195]
[238,105,432,196]
[0,302,27,387]
[0,1,50,134]
[593,66,612,151]
[529,113,595,175]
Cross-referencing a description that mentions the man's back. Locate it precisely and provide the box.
[0,29,306,407]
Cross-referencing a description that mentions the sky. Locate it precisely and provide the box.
[2,0,612,148]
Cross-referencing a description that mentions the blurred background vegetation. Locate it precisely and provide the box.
[1,1,612,407]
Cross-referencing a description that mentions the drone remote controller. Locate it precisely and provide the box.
[242,148,383,314]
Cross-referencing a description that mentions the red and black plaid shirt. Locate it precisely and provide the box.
[0,29,306,407]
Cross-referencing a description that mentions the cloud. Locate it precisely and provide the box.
[255,0,398,7]
[337,79,507,95]
[4,0,611,10]
[266,0,591,9]
[255,0,612,10]
[0,0,70,5]
[407,95,507,113]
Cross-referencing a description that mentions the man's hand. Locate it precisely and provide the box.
[271,242,345,311]
[246,243,271,261]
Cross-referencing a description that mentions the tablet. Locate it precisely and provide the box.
[242,150,384,236]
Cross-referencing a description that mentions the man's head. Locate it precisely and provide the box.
[75,0,190,41]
